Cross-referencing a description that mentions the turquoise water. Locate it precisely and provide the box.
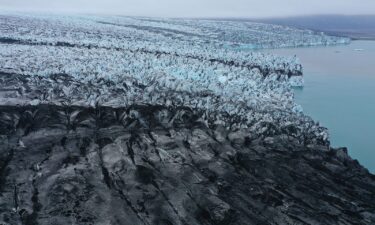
[265,41,375,173]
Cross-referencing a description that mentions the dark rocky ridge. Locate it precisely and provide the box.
[0,104,374,225]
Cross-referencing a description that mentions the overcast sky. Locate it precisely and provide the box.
[0,0,375,18]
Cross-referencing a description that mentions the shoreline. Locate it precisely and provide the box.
[267,40,375,173]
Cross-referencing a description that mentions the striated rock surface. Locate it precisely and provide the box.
[0,105,374,225]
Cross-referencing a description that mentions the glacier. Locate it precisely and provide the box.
[0,12,349,145]
[1,12,374,225]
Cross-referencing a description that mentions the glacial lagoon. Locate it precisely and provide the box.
[265,41,375,173]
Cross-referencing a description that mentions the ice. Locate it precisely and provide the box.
[289,76,304,87]
[0,12,344,143]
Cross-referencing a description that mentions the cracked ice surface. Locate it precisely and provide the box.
[0,12,345,144]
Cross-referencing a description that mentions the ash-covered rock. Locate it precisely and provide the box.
[0,105,374,225]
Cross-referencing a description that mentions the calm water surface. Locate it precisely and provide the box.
[265,41,375,173]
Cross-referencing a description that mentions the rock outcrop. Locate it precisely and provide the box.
[0,105,374,225]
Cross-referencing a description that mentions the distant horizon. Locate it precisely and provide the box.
[1,0,375,18]
[1,8,375,20]
[194,14,375,21]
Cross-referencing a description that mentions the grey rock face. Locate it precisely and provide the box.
[0,105,374,225]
